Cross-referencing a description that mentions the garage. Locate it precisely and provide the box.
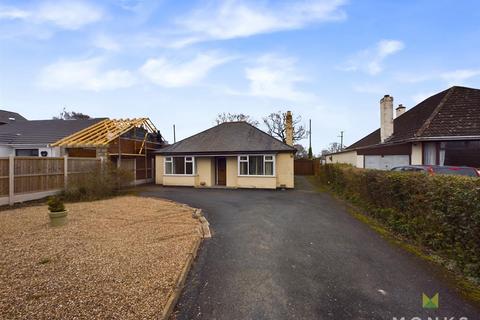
[364,155,410,170]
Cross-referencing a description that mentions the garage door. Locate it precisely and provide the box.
[364,155,410,170]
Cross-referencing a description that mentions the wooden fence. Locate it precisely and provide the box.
[0,156,100,206]
[294,159,321,175]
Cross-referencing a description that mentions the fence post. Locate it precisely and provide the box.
[64,155,68,189]
[8,155,14,206]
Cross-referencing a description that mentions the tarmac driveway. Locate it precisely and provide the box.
[139,177,479,320]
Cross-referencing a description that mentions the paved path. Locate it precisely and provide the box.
[140,177,479,320]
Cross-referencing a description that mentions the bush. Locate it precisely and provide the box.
[316,164,480,278]
[47,196,65,212]
[62,164,134,202]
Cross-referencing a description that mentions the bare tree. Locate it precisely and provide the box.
[263,111,306,143]
[294,144,308,159]
[324,142,343,154]
[215,113,259,127]
[53,108,91,120]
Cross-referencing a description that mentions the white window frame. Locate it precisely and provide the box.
[164,156,196,176]
[237,154,275,177]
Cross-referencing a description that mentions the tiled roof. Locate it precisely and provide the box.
[0,118,106,145]
[157,121,296,155]
[346,86,480,150]
[0,110,27,124]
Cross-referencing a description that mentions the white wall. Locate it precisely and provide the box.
[326,150,358,166]
[0,146,13,157]
[356,155,364,168]
[0,145,63,157]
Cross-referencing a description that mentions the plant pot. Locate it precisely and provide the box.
[48,210,68,227]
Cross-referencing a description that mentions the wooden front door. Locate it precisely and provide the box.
[216,157,227,186]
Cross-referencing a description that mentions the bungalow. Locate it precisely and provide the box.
[0,114,105,157]
[0,112,165,183]
[155,113,296,189]
[327,86,480,170]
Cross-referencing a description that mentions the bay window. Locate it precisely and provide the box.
[238,155,275,176]
[165,156,195,175]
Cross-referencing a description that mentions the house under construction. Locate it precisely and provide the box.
[52,118,165,183]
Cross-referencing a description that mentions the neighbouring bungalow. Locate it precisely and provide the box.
[0,112,105,157]
[327,86,480,170]
[155,113,296,189]
[0,112,165,184]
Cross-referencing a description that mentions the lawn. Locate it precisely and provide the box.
[0,196,202,319]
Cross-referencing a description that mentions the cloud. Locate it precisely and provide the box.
[440,69,480,86]
[0,6,29,19]
[93,34,121,51]
[243,55,313,101]
[39,57,135,91]
[352,83,387,94]
[170,0,347,47]
[412,91,437,104]
[342,39,405,75]
[0,1,102,30]
[140,52,232,87]
[396,68,480,86]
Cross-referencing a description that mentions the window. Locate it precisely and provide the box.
[249,156,263,175]
[238,155,275,176]
[165,157,173,174]
[423,142,437,165]
[165,156,195,175]
[15,149,39,157]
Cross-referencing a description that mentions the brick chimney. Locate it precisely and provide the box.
[380,95,394,142]
[395,104,406,118]
[285,111,293,146]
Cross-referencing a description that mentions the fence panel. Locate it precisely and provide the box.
[14,157,64,194]
[67,157,101,186]
[294,159,320,175]
[0,158,8,196]
[0,156,147,206]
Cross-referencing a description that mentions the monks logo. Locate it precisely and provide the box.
[392,293,469,320]
[422,293,439,309]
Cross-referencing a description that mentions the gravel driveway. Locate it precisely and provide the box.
[139,177,479,320]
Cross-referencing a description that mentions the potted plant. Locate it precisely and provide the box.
[47,196,67,227]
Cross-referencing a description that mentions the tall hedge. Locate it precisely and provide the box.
[317,164,480,278]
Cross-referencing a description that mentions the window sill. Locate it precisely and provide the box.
[164,174,198,177]
[238,175,276,178]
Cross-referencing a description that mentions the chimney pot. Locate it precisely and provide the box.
[395,104,406,118]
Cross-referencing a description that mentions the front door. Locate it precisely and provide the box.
[216,157,227,186]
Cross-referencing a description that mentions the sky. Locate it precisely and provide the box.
[1,0,480,153]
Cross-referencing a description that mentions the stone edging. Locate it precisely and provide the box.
[161,208,211,320]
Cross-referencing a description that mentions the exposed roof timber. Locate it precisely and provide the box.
[51,118,159,148]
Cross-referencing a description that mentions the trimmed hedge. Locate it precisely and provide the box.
[316,164,480,278]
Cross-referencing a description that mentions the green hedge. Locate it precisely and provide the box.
[316,164,480,278]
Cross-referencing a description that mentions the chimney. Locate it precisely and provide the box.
[395,104,406,118]
[380,95,394,142]
[285,111,293,146]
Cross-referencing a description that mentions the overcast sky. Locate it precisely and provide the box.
[1,0,479,153]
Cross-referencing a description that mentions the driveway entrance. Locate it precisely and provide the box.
[139,177,479,319]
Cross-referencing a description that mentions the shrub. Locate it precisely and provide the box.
[47,196,65,212]
[62,163,134,202]
[316,164,480,278]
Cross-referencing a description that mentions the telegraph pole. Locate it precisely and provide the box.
[173,125,176,143]
[308,119,313,159]
[338,131,344,150]
[309,119,312,150]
